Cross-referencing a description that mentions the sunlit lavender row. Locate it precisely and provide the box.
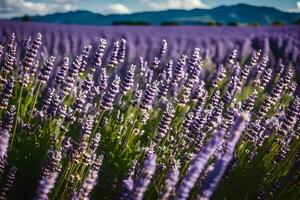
[0,27,299,200]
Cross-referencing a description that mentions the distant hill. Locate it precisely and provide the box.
[12,4,300,25]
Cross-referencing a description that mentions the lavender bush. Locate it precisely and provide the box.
[0,24,299,200]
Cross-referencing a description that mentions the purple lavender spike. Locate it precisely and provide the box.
[154,104,175,144]
[99,67,108,92]
[119,160,138,200]
[152,57,160,69]
[100,75,120,111]
[0,77,14,109]
[199,112,250,200]
[0,129,10,159]
[172,55,187,86]
[40,148,62,178]
[1,105,16,132]
[94,38,106,69]
[242,90,258,112]
[3,42,16,74]
[35,171,58,200]
[118,38,127,63]
[23,33,42,72]
[158,39,167,59]
[81,73,94,93]
[162,59,173,81]
[38,56,56,83]
[79,45,92,74]
[55,57,69,86]
[130,148,156,200]
[0,156,6,176]
[174,128,226,200]
[77,155,103,199]
[160,160,180,200]
[188,48,201,73]
[108,41,120,69]
[62,56,83,96]
[120,64,136,95]
[139,80,159,112]
[0,45,3,60]
[0,166,17,199]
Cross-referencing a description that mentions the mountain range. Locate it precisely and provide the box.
[12,4,300,25]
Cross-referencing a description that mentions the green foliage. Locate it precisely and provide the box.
[21,15,32,22]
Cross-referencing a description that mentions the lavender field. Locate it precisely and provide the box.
[0,21,299,200]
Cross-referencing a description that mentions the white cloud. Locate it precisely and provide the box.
[142,0,209,10]
[104,3,131,14]
[288,1,300,12]
[51,0,80,3]
[0,0,75,16]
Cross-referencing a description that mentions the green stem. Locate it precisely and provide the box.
[28,81,42,122]
[10,85,24,147]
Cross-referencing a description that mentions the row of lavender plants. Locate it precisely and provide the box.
[1,21,300,68]
[0,32,299,200]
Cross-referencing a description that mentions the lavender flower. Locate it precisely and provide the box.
[158,79,171,99]
[3,43,16,74]
[139,80,159,112]
[77,155,103,199]
[131,89,142,106]
[118,38,127,63]
[43,87,55,110]
[7,33,16,54]
[108,41,120,69]
[55,57,69,86]
[100,75,120,111]
[119,160,138,200]
[199,112,250,200]
[1,105,16,132]
[81,73,94,93]
[259,68,272,90]
[159,160,180,200]
[72,91,87,113]
[0,166,17,199]
[35,171,58,200]
[90,133,101,152]
[79,45,92,74]
[211,65,226,88]
[240,50,261,81]
[0,77,14,109]
[120,64,136,95]
[99,67,108,92]
[40,148,62,178]
[94,38,106,68]
[0,129,10,159]
[154,104,175,143]
[174,128,226,200]
[241,90,258,112]
[130,148,156,200]
[38,56,56,83]
[0,45,3,59]
[158,39,167,59]
[227,49,238,65]
[257,56,269,75]
[23,33,42,72]
[152,57,160,69]
[0,156,6,176]
[47,93,61,117]
[62,56,83,96]
[172,55,187,86]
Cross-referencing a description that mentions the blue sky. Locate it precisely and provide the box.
[0,0,300,18]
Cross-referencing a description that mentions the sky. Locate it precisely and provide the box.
[0,0,300,18]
